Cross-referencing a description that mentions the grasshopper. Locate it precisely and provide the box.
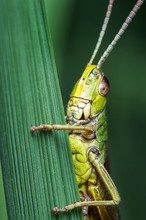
[31,0,144,219]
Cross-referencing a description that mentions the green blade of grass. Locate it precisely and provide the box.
[0,0,83,219]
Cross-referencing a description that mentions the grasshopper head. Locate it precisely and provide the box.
[70,65,110,117]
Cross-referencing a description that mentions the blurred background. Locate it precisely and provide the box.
[0,0,146,219]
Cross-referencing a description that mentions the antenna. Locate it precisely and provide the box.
[97,0,144,69]
[88,0,115,65]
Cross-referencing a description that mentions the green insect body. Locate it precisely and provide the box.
[31,0,144,219]
[65,65,120,220]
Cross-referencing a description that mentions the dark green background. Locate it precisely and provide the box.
[1,0,146,219]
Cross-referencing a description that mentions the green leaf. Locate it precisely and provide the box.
[0,0,83,219]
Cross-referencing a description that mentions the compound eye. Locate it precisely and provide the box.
[98,76,110,96]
